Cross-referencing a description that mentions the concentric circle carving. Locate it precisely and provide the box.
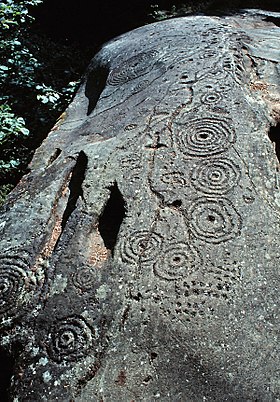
[48,316,95,363]
[176,117,235,157]
[191,158,240,195]
[199,50,217,59]
[108,50,158,86]
[188,198,242,243]
[201,91,222,105]
[154,242,201,280]
[120,230,162,264]
[208,68,228,81]
[72,266,96,291]
[0,265,27,315]
[0,252,34,318]
[132,79,150,94]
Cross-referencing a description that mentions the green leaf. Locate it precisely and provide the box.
[19,127,29,135]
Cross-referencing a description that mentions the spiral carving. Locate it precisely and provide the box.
[132,79,150,94]
[72,266,96,291]
[48,316,95,363]
[120,230,162,264]
[176,117,235,157]
[154,242,201,280]
[189,197,242,243]
[108,50,158,86]
[0,251,33,317]
[0,266,26,315]
[190,158,241,195]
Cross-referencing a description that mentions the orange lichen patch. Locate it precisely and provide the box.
[61,184,69,198]
[51,111,67,132]
[29,215,62,276]
[250,81,280,122]
[40,178,70,259]
[250,81,269,92]
[115,370,126,386]
[271,108,280,122]
[42,218,63,258]
[87,232,109,266]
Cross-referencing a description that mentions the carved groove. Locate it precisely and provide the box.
[108,50,158,86]
[72,265,96,291]
[176,117,236,157]
[0,265,27,315]
[154,242,202,280]
[204,82,232,93]
[48,316,95,363]
[161,171,186,186]
[120,231,162,265]
[190,158,241,195]
[0,251,33,318]
[188,197,242,243]
[132,79,150,94]
[201,91,222,105]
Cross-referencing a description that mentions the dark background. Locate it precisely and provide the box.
[31,0,280,50]
[31,0,156,50]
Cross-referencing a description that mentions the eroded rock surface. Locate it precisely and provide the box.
[0,10,280,401]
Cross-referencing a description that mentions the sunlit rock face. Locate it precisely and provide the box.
[0,10,280,401]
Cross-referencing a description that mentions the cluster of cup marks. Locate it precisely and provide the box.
[117,26,246,321]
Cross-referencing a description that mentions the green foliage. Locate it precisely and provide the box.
[0,0,42,30]
[0,104,29,141]
[150,4,192,20]
[0,103,29,192]
[0,0,89,206]
[149,2,212,20]
[149,0,280,20]
[0,102,30,185]
[0,184,14,206]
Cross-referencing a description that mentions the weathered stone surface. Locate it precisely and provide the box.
[0,9,280,401]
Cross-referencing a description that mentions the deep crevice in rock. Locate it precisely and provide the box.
[98,183,126,251]
[0,348,14,402]
[61,151,88,231]
[265,16,280,27]
[47,148,62,167]
[170,199,182,208]
[268,122,280,162]
[85,65,109,115]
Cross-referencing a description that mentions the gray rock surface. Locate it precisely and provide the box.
[0,9,280,401]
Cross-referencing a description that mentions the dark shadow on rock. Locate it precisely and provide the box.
[99,183,126,252]
[0,349,14,402]
[85,65,109,115]
[268,122,280,163]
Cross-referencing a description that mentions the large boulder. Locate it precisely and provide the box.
[0,9,280,401]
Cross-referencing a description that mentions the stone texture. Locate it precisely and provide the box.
[0,9,280,401]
